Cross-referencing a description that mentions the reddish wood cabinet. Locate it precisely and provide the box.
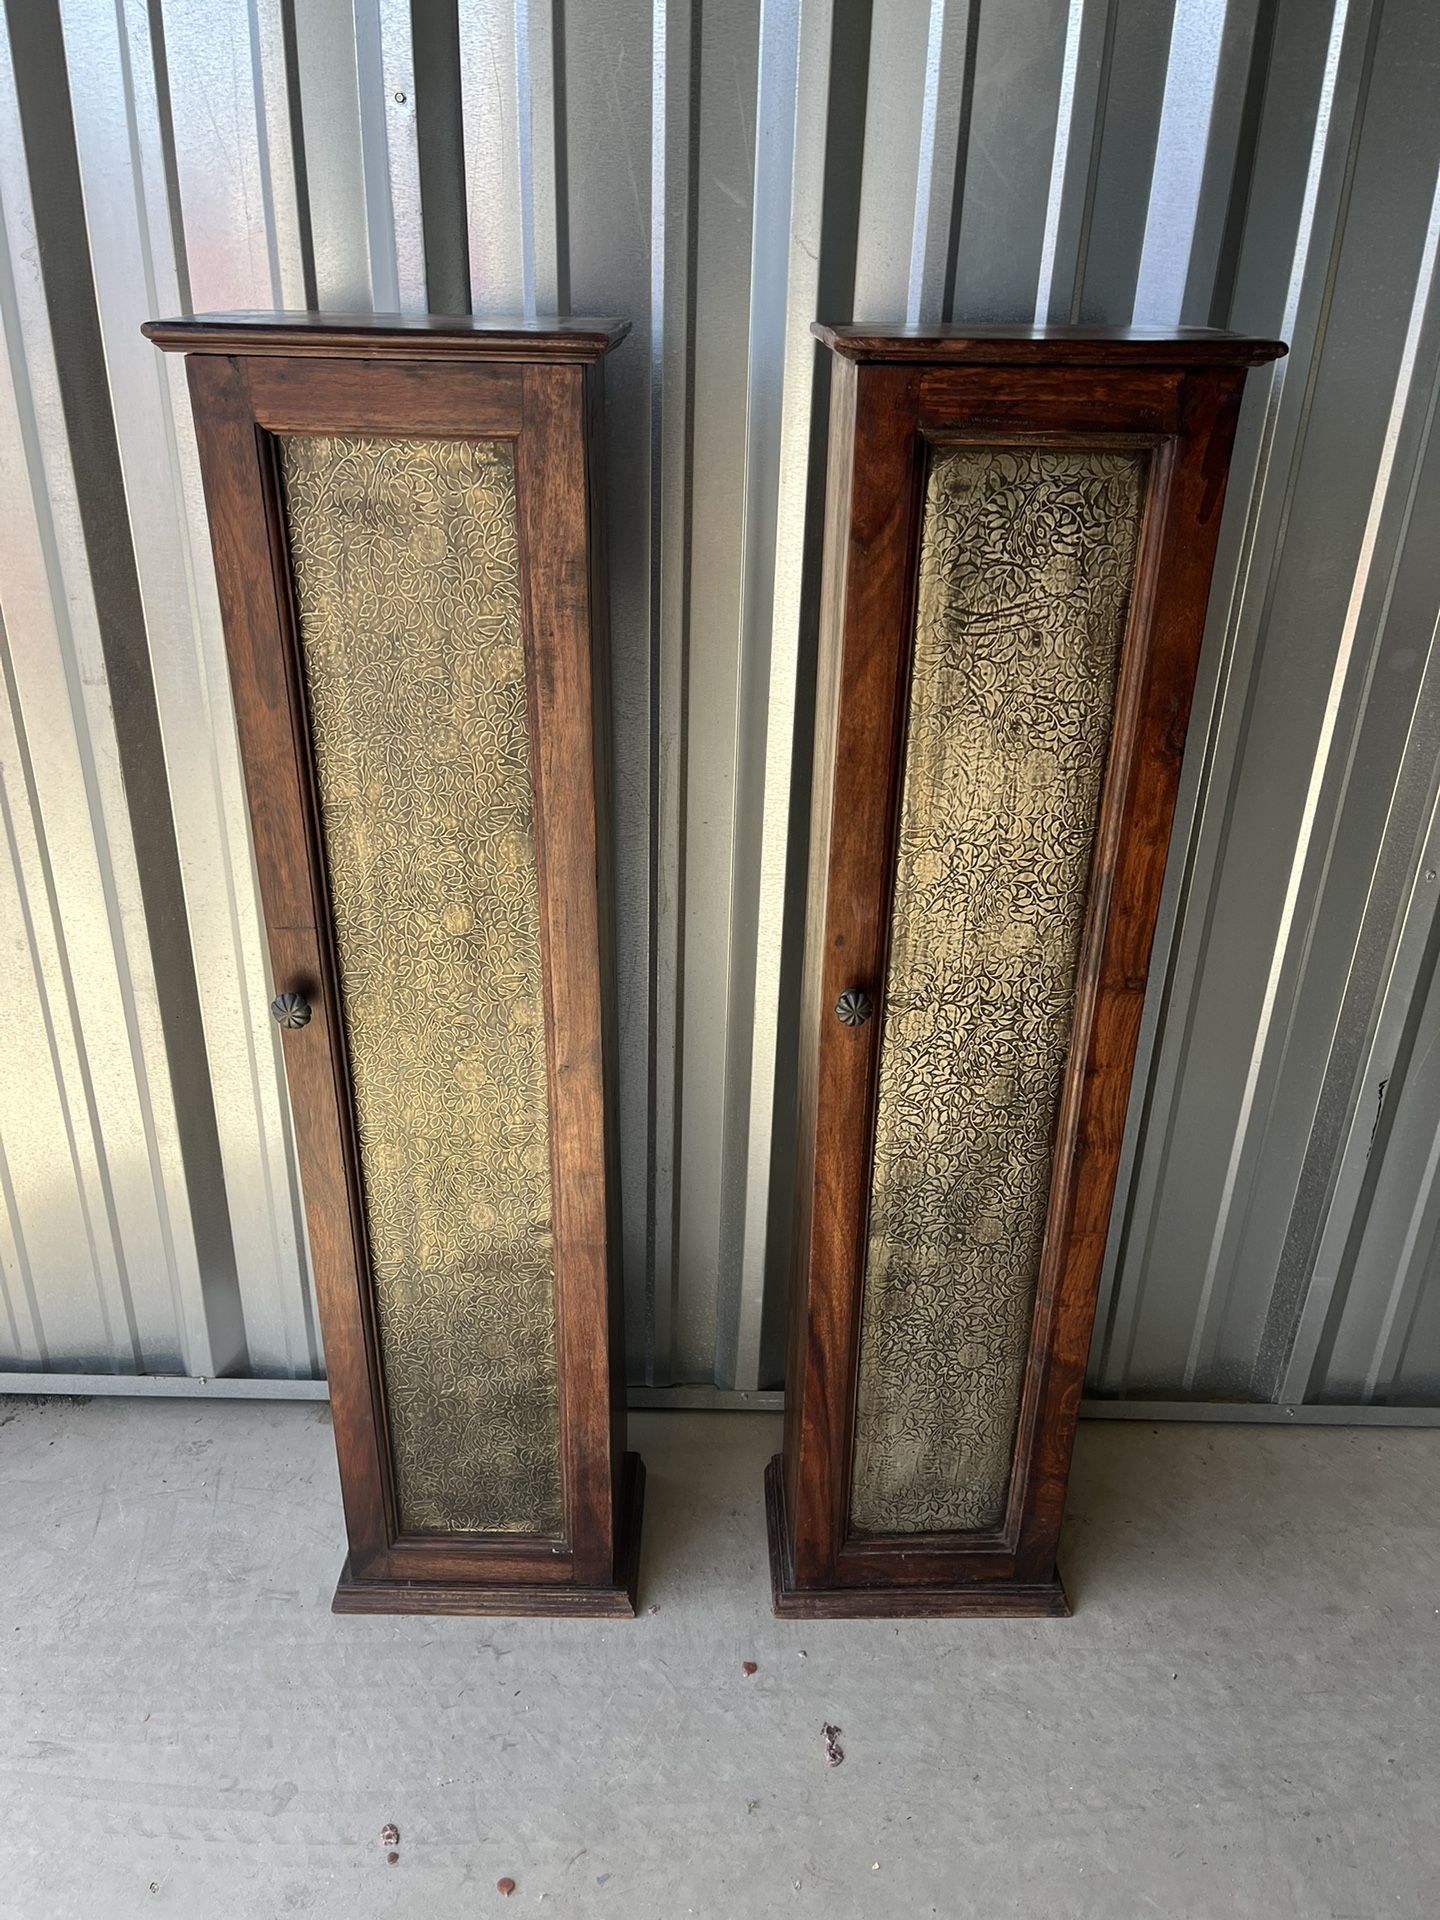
[148,313,641,1615]
[768,325,1285,1617]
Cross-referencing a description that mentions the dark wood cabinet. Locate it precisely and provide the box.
[768,325,1285,1617]
[147,313,641,1616]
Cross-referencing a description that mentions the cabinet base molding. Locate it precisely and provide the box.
[333,1453,646,1618]
[764,1458,1068,1620]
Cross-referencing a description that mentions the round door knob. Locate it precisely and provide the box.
[834,988,873,1028]
[270,991,312,1031]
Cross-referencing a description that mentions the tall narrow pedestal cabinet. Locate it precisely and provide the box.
[768,325,1285,1618]
[149,313,641,1617]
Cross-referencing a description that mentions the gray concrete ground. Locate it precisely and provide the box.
[0,1398,1434,1919]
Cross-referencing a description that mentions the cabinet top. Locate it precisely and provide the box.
[813,323,1286,367]
[143,311,630,362]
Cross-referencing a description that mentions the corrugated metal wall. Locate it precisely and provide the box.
[1,0,1437,1414]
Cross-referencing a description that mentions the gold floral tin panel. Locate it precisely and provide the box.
[849,443,1146,1535]
[280,433,562,1536]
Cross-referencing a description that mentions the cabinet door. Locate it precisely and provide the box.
[183,347,631,1605]
[778,353,1252,1608]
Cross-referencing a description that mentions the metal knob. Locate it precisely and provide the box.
[270,990,312,1030]
[834,988,873,1028]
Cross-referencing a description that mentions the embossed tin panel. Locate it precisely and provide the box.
[850,444,1146,1534]
[280,433,562,1535]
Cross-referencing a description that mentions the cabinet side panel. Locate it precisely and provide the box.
[783,356,855,1520]
[279,431,562,1536]
[851,444,1145,1534]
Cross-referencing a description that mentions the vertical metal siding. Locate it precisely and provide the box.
[0,2,216,1377]
[1093,0,1440,1408]
[57,0,317,1380]
[1,0,1437,1413]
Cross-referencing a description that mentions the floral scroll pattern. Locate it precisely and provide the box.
[850,445,1145,1535]
[281,434,561,1535]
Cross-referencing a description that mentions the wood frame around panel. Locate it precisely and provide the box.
[156,321,641,1616]
[773,329,1285,1618]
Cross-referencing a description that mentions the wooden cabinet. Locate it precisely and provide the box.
[768,325,1285,1617]
[147,313,641,1616]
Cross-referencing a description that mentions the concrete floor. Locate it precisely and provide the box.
[0,1402,1435,1920]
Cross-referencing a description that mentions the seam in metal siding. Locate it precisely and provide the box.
[2,0,1438,1412]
